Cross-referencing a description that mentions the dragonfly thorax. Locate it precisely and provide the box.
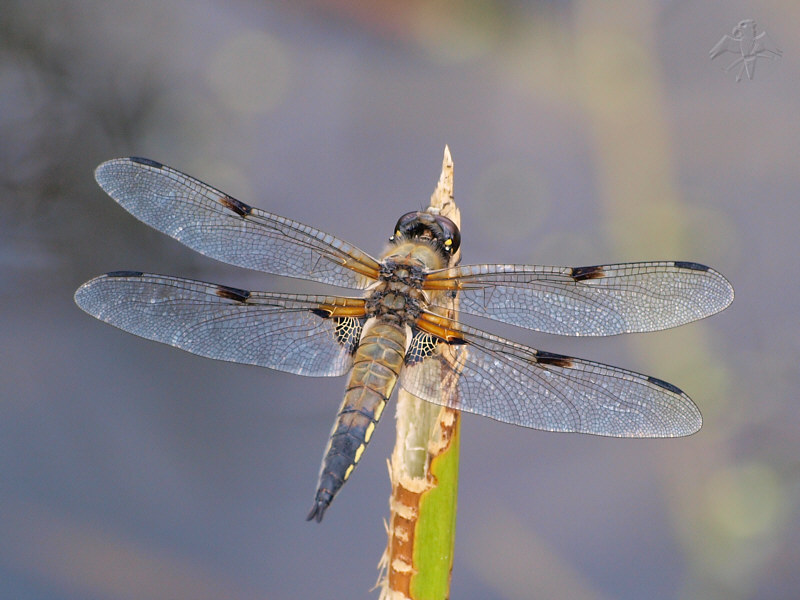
[365,257,433,324]
[378,258,426,285]
[365,287,424,324]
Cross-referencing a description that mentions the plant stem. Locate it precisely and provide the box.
[379,146,462,600]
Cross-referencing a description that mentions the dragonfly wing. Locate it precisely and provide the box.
[94,158,382,288]
[74,272,365,376]
[426,261,733,336]
[400,317,702,437]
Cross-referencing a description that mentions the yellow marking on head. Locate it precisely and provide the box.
[373,400,386,421]
[444,238,452,246]
[354,443,365,463]
[364,421,376,442]
[344,464,354,480]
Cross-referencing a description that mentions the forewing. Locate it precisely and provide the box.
[74,272,364,376]
[400,318,701,437]
[94,158,382,288]
[425,261,733,336]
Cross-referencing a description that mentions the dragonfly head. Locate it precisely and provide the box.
[390,211,461,258]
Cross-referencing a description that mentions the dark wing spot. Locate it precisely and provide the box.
[674,261,709,272]
[106,270,144,278]
[310,308,332,319]
[220,194,252,217]
[535,350,574,368]
[215,284,251,302]
[571,265,606,281]
[129,157,163,168]
[647,376,684,395]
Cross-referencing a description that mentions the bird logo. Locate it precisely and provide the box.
[710,20,782,82]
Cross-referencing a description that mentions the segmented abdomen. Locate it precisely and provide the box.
[306,320,408,522]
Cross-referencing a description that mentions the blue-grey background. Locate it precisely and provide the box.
[2,1,799,599]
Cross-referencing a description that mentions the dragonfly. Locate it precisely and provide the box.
[75,157,734,522]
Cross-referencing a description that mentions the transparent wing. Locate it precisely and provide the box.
[94,158,382,288]
[425,261,734,336]
[74,272,365,376]
[400,318,702,437]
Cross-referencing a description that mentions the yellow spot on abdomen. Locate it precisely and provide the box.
[364,421,376,443]
[344,464,354,480]
[374,400,386,421]
[354,444,365,463]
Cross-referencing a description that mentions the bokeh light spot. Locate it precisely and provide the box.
[704,461,786,540]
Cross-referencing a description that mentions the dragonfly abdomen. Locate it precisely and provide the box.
[307,320,409,522]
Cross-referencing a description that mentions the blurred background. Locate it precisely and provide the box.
[1,1,798,599]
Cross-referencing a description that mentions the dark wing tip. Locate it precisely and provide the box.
[306,502,328,523]
[673,261,709,272]
[106,270,144,278]
[647,375,684,396]
[129,156,164,168]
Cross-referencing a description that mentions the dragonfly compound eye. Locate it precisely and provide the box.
[392,211,461,255]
